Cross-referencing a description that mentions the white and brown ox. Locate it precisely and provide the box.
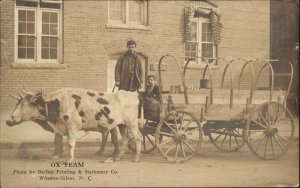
[6,88,143,162]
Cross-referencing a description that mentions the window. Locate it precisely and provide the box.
[185,18,216,64]
[15,0,62,63]
[108,0,148,26]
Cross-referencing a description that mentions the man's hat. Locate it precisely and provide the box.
[127,40,137,47]
[147,74,156,80]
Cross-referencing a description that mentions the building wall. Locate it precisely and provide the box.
[270,0,299,114]
[0,0,270,113]
[185,0,271,90]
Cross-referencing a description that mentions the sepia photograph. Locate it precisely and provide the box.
[0,0,299,187]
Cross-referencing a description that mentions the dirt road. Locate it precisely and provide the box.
[0,140,298,187]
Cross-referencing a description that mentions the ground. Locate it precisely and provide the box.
[0,139,299,187]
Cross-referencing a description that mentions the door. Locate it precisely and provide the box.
[107,53,148,92]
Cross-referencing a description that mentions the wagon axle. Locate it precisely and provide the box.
[264,128,278,136]
[173,131,187,143]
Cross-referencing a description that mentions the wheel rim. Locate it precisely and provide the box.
[156,110,203,163]
[245,102,295,160]
[208,126,246,152]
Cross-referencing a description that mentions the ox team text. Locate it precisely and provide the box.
[50,162,84,168]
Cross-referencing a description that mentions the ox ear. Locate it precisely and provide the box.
[30,93,45,106]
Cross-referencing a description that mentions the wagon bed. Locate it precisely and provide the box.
[162,89,286,121]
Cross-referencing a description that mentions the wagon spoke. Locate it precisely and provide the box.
[274,109,286,125]
[159,131,174,137]
[266,103,271,126]
[186,137,200,142]
[254,134,267,153]
[180,143,186,159]
[252,119,268,130]
[164,141,174,156]
[159,137,173,146]
[229,130,232,150]
[172,113,178,131]
[272,135,284,152]
[234,134,240,147]
[275,134,290,143]
[248,129,265,133]
[183,119,194,131]
[143,135,146,151]
[163,121,177,134]
[220,133,228,148]
[179,113,185,130]
[249,131,266,139]
[182,140,195,152]
[270,136,275,157]
[273,117,290,130]
[272,103,279,125]
[146,134,155,147]
[175,143,179,161]
[264,136,269,159]
[233,128,242,136]
[258,110,269,127]
[185,127,200,134]
[212,129,226,142]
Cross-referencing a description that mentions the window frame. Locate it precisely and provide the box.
[14,0,63,64]
[108,0,148,27]
[184,17,217,66]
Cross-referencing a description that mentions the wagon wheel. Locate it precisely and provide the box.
[208,125,246,152]
[245,101,295,160]
[128,122,163,154]
[155,110,203,163]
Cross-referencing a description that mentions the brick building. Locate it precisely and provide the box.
[1,0,294,113]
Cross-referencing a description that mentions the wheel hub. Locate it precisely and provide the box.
[174,131,187,143]
[265,128,278,136]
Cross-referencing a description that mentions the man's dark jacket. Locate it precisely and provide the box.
[115,52,144,91]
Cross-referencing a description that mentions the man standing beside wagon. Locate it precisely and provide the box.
[115,40,144,92]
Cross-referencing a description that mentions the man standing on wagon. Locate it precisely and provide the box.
[115,40,144,92]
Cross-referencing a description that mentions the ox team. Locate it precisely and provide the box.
[6,40,147,162]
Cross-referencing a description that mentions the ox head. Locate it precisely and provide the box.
[6,89,45,127]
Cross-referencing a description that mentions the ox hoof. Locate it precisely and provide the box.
[52,155,61,160]
[132,158,140,162]
[114,157,121,161]
[51,152,62,160]
[66,158,74,163]
[111,151,120,158]
[103,157,114,163]
[95,150,103,156]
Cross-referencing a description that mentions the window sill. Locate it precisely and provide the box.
[183,62,219,70]
[12,62,69,69]
[106,23,151,31]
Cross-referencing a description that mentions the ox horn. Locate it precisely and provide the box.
[23,86,32,93]
[41,88,45,94]
[21,89,34,96]
[9,94,20,100]
[17,93,25,99]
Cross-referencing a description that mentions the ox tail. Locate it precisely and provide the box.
[138,94,144,130]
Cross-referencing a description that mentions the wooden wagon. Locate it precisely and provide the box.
[129,54,295,163]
